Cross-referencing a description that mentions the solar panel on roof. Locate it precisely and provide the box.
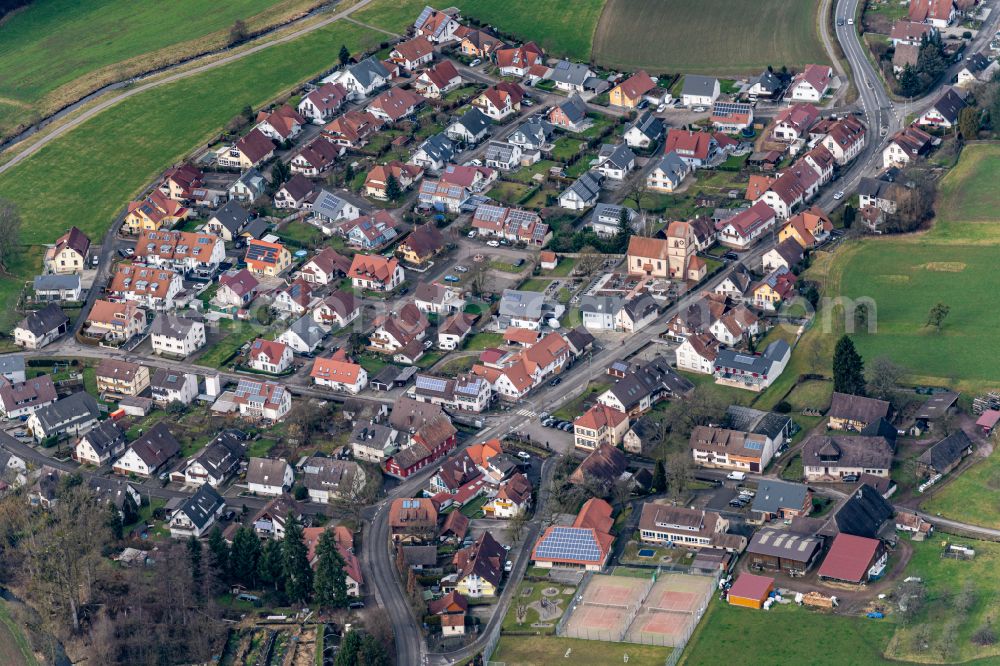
[535,526,602,562]
[415,375,449,393]
[734,354,756,364]
[745,441,763,450]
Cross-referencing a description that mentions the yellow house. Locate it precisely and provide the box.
[610,70,657,109]
[395,224,444,266]
[44,227,90,274]
[245,239,292,277]
[452,533,504,598]
[778,206,833,249]
[124,191,191,235]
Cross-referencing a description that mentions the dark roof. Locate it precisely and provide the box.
[128,422,182,469]
[914,392,960,420]
[191,429,246,480]
[570,443,627,486]
[87,477,138,510]
[828,392,891,424]
[19,303,69,337]
[860,417,898,445]
[801,434,893,471]
[772,237,804,266]
[80,419,125,457]
[751,479,810,516]
[746,527,820,562]
[211,200,251,234]
[564,326,595,354]
[32,391,99,432]
[834,483,894,539]
[402,545,439,566]
[917,430,973,472]
[607,355,693,410]
[931,87,967,124]
[454,531,506,589]
[176,485,225,530]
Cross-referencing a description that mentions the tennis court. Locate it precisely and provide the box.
[561,573,653,641]
[624,575,715,647]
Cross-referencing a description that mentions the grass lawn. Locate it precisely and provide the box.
[416,351,443,369]
[0,600,36,666]
[459,495,490,518]
[464,332,504,350]
[676,370,754,407]
[246,437,278,458]
[489,180,534,206]
[357,354,390,376]
[493,636,671,666]
[551,136,587,162]
[489,260,522,274]
[779,453,804,481]
[437,355,476,375]
[195,319,258,369]
[922,445,1000,529]
[501,581,576,634]
[592,0,829,75]
[551,380,610,421]
[0,0,314,137]
[784,379,833,412]
[0,19,382,326]
[680,599,894,666]
[519,278,550,292]
[883,537,1000,662]
[543,256,576,277]
[508,160,558,185]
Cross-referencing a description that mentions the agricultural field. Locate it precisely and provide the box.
[353,0,606,60]
[680,600,894,665]
[921,445,1000,529]
[0,0,318,138]
[0,19,382,328]
[592,0,829,75]
[492,635,671,666]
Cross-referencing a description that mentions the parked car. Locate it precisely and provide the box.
[486,240,500,247]
[455,265,468,272]
[726,471,746,481]
[560,422,573,432]
[444,274,460,282]
[470,58,482,67]
[833,190,845,200]
[504,560,513,572]
[516,451,530,460]
[692,106,706,113]
[842,474,859,483]
[549,377,562,386]
[91,255,100,267]
[467,230,477,238]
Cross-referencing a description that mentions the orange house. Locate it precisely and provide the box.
[727,573,774,609]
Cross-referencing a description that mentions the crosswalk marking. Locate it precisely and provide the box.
[515,408,535,418]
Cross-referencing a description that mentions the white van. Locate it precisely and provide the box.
[726,471,747,481]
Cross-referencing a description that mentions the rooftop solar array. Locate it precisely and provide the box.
[534,526,602,562]
[415,375,449,393]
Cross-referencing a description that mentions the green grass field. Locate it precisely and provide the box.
[680,600,894,665]
[0,601,35,666]
[0,0,313,137]
[921,445,1000,529]
[354,0,606,61]
[592,0,829,75]
[493,635,671,666]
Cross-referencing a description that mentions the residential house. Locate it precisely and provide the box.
[246,457,294,496]
[301,455,365,503]
[112,423,181,477]
[573,404,629,451]
[709,305,759,346]
[828,392,892,432]
[778,206,833,249]
[473,82,524,120]
[610,70,658,108]
[413,6,461,42]
[532,498,614,571]
[494,42,544,76]
[547,60,594,93]
[459,27,504,58]
[150,314,205,357]
[150,367,199,407]
[26,392,99,442]
[397,224,445,266]
[245,239,291,277]
[32,274,81,302]
[772,103,820,142]
[278,315,326,354]
[595,143,636,181]
[82,300,145,344]
[645,150,691,193]
[788,64,833,101]
[746,70,784,100]
[135,229,226,275]
[367,86,425,123]
[228,167,267,203]
[350,420,400,464]
[752,266,798,312]
[159,163,205,202]
[496,288,545,330]
[323,109,384,147]
[231,379,292,421]
[168,485,225,538]
[205,200,253,240]
[438,312,477,351]
[252,495,306,540]
[348,253,404,291]
[0,375,56,419]
[916,430,973,477]
[311,349,368,394]
[483,473,532,519]
[418,164,497,212]
[801,434,893,481]
[415,60,463,98]
[389,497,439,544]
[215,269,259,308]
[816,115,866,165]
[890,20,935,46]
[336,57,391,99]
[217,128,275,170]
[689,425,775,473]
[297,82,348,123]
[664,129,718,168]
[713,340,791,392]
[639,503,732,549]
[624,111,665,149]
[389,36,434,70]
[483,141,523,171]
[452,532,506,598]
[916,86,966,128]
[338,211,398,250]
[558,170,603,210]
[248,339,292,374]
[909,0,955,27]
[303,525,363,596]
[716,201,777,249]
[95,359,150,397]
[44,227,90,274]
[312,290,360,329]
[414,282,464,315]
[883,125,933,169]
[681,75,720,107]
[761,238,805,272]
[548,93,589,132]
[711,101,754,132]
[857,177,901,214]
[370,303,429,354]
[310,189,363,229]
[588,203,638,237]
[256,104,305,142]
[597,355,694,415]
[365,161,423,200]
[299,247,351,285]
[123,190,191,234]
[444,108,491,145]
[470,204,549,245]
[271,280,316,318]
[289,136,342,177]
[411,133,456,172]
[508,119,554,151]
[713,266,754,302]
[675,332,720,375]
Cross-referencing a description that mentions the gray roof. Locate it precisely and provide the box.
[751,479,810,515]
[628,111,664,139]
[918,430,973,472]
[834,483,894,539]
[191,430,246,480]
[598,143,636,170]
[0,355,25,377]
[150,314,199,339]
[151,367,191,392]
[499,289,545,320]
[453,107,491,136]
[682,75,718,97]
[176,485,225,530]
[349,57,390,90]
[914,392,959,420]
[32,392,99,433]
[547,60,592,87]
[623,293,658,321]
[80,419,126,457]
[509,119,554,148]
[34,274,80,292]
[580,295,623,315]
[232,168,266,194]
[210,199,251,234]
[750,70,782,94]
[746,527,820,562]
[931,87,966,124]
[856,176,898,200]
[563,170,603,204]
[418,133,455,163]
[302,455,362,494]
[88,476,138,511]
[593,203,637,225]
[654,151,688,182]
[608,355,693,409]
[242,218,269,240]
[286,314,326,348]
[801,435,893,473]
[312,189,355,221]
[484,141,518,164]
[715,340,790,374]
[558,94,588,124]
[19,303,69,337]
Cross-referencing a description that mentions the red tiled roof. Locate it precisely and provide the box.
[817,533,881,582]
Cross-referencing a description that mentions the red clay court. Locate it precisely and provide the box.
[562,574,651,641]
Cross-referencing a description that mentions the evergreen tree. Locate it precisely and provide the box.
[107,505,124,541]
[343,163,356,189]
[385,173,402,201]
[271,160,291,188]
[282,514,313,604]
[230,526,262,588]
[652,459,667,494]
[313,530,349,609]
[899,65,921,98]
[832,335,866,396]
[339,45,351,66]
[188,535,204,599]
[207,526,230,583]
[614,207,632,253]
[258,538,285,593]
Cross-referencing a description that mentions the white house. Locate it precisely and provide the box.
[681,75,720,107]
[559,171,603,210]
[278,315,326,354]
[74,420,127,466]
[248,339,293,374]
[150,368,199,407]
[246,457,294,496]
[675,333,719,375]
[168,486,226,538]
[594,143,636,181]
[311,350,368,394]
[150,315,206,357]
[333,57,390,100]
[788,64,833,102]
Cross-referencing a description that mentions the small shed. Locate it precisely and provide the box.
[976,410,1000,436]
[727,573,774,609]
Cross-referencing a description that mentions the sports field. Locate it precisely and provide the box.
[592,0,830,75]
[0,0,317,138]
[493,635,671,666]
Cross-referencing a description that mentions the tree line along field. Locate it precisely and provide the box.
[0,0,322,140]
[592,0,830,75]
[0,19,383,330]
